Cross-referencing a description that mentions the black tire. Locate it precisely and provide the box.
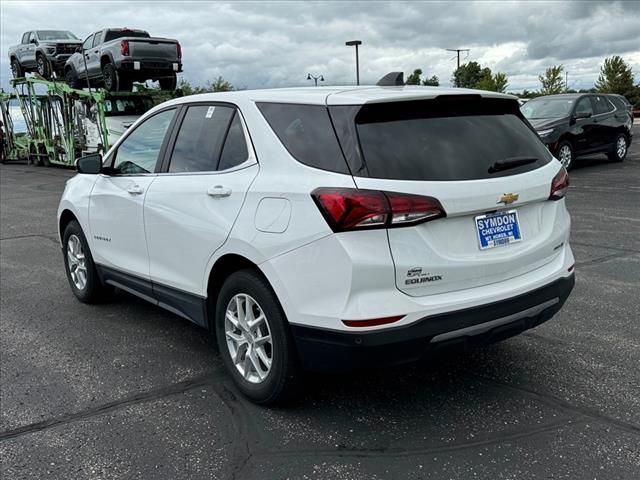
[65,68,81,89]
[607,133,628,163]
[158,72,177,91]
[555,140,575,170]
[215,269,298,405]
[10,58,23,78]
[62,220,109,303]
[102,63,119,92]
[36,53,51,78]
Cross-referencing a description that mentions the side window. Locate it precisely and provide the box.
[21,32,30,44]
[257,103,349,174]
[112,108,175,175]
[219,112,249,170]
[575,97,593,116]
[92,32,102,48]
[82,34,94,51]
[28,32,37,43]
[168,105,234,173]
[592,96,614,115]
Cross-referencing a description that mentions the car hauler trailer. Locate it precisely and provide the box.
[0,90,31,163]
[9,76,110,166]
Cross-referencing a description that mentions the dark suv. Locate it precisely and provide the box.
[521,93,633,169]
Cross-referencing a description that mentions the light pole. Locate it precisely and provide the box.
[307,73,324,87]
[345,40,362,85]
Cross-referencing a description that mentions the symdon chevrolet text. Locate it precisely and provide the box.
[58,86,575,404]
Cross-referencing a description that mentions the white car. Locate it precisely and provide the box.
[57,86,575,404]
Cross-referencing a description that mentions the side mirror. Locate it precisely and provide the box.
[574,111,592,120]
[75,46,83,53]
[30,38,38,45]
[76,153,102,174]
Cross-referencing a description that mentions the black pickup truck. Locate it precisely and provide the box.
[64,28,182,91]
[8,30,82,78]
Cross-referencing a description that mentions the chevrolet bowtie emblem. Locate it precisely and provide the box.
[498,193,519,205]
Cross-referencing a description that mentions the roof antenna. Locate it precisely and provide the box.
[376,72,404,86]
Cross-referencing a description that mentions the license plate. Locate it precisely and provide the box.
[475,210,522,250]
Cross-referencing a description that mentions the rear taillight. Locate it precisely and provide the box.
[311,188,445,232]
[120,40,130,56]
[342,316,404,328]
[176,43,182,60]
[549,167,569,200]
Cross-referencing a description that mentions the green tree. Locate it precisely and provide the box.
[405,69,439,86]
[475,70,509,93]
[405,68,423,85]
[452,61,483,88]
[539,65,565,95]
[206,76,234,92]
[422,75,439,86]
[595,55,635,96]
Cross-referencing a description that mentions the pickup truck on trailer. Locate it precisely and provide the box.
[8,30,82,79]
[64,28,182,92]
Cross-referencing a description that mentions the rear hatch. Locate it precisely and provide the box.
[328,95,568,296]
[126,37,179,62]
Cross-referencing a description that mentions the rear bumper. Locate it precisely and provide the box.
[290,273,575,372]
[117,59,182,76]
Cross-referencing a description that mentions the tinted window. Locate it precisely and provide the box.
[104,30,150,42]
[168,105,234,173]
[219,112,249,170]
[346,98,552,181]
[608,95,629,111]
[112,109,174,174]
[21,32,30,44]
[28,32,37,43]
[257,103,349,174]
[575,97,593,116]
[82,34,94,50]
[104,96,154,116]
[592,96,614,115]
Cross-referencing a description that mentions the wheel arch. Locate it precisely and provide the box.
[59,208,79,244]
[100,53,115,68]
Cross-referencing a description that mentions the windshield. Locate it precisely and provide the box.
[37,30,78,40]
[521,98,575,119]
[103,96,155,116]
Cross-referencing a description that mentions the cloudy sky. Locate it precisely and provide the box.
[1,0,639,93]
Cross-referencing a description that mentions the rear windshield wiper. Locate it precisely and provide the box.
[488,157,538,174]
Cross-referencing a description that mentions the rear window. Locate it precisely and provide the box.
[608,95,629,111]
[104,30,150,42]
[333,97,552,181]
[257,103,350,174]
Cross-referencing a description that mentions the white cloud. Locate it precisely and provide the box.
[1,0,639,92]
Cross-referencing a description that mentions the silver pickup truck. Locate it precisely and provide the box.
[64,28,182,92]
[8,30,82,78]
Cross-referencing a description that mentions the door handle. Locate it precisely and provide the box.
[127,185,144,195]
[207,185,232,197]
[85,54,90,58]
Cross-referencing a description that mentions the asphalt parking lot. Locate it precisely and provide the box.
[1,127,639,480]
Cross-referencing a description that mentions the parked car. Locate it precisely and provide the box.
[58,86,575,404]
[520,93,633,169]
[8,30,81,78]
[78,94,156,151]
[64,28,182,92]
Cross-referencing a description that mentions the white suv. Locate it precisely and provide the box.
[58,86,575,404]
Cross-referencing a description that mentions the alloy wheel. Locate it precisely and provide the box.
[616,137,626,159]
[224,293,273,384]
[37,57,46,76]
[67,234,88,290]
[11,62,18,78]
[558,144,572,168]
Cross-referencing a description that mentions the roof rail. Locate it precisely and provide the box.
[376,72,404,86]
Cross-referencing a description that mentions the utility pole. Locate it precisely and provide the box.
[446,48,470,87]
[565,71,568,92]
